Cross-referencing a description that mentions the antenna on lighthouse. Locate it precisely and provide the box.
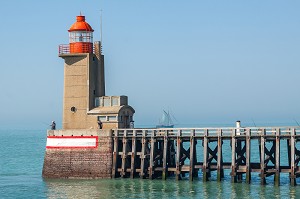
[100,9,103,47]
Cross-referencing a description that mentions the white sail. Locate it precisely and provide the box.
[157,110,174,128]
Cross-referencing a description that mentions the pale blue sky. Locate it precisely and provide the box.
[0,1,299,129]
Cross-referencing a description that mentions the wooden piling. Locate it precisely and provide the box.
[149,130,155,180]
[189,129,195,181]
[140,130,146,178]
[274,128,280,186]
[246,128,251,184]
[130,130,137,178]
[176,130,182,180]
[236,140,243,182]
[203,129,209,182]
[260,129,266,185]
[217,129,223,181]
[121,130,128,178]
[231,129,237,183]
[290,128,296,186]
[162,131,168,180]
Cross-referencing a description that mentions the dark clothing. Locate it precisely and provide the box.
[51,122,56,130]
[130,121,134,129]
[98,121,103,129]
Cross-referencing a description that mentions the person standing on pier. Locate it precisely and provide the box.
[51,121,56,130]
[98,120,103,129]
[130,120,134,129]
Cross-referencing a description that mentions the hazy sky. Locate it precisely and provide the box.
[0,1,299,129]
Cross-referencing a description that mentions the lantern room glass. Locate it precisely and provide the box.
[69,31,93,43]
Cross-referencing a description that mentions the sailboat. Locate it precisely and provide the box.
[156,110,174,128]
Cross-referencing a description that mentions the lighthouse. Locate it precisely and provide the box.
[58,15,135,129]
[43,14,135,179]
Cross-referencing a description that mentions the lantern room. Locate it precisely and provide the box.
[68,15,94,53]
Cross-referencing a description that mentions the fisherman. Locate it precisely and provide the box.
[51,121,56,130]
[98,120,103,129]
[129,120,134,129]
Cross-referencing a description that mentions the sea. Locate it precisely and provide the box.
[1,128,300,199]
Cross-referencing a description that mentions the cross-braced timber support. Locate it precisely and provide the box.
[112,127,300,185]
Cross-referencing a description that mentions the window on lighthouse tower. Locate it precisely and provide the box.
[69,32,93,43]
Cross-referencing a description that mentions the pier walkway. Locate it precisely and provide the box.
[112,127,300,185]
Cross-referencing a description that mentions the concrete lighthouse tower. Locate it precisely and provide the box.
[59,15,135,129]
[43,14,135,179]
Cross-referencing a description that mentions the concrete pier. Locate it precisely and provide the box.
[43,126,300,185]
[42,129,113,179]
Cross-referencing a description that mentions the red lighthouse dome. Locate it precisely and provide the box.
[68,15,94,53]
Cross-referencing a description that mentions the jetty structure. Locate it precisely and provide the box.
[43,14,300,186]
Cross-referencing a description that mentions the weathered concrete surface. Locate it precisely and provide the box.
[60,49,135,130]
[42,129,113,179]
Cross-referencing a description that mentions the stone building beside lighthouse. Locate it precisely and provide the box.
[59,15,135,129]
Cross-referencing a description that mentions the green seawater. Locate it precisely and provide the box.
[1,130,300,199]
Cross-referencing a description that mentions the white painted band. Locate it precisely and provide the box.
[46,137,97,148]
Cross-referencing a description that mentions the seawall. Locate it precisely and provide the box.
[42,129,113,179]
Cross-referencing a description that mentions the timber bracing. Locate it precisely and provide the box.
[112,127,300,185]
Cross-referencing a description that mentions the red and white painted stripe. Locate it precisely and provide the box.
[46,136,98,149]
